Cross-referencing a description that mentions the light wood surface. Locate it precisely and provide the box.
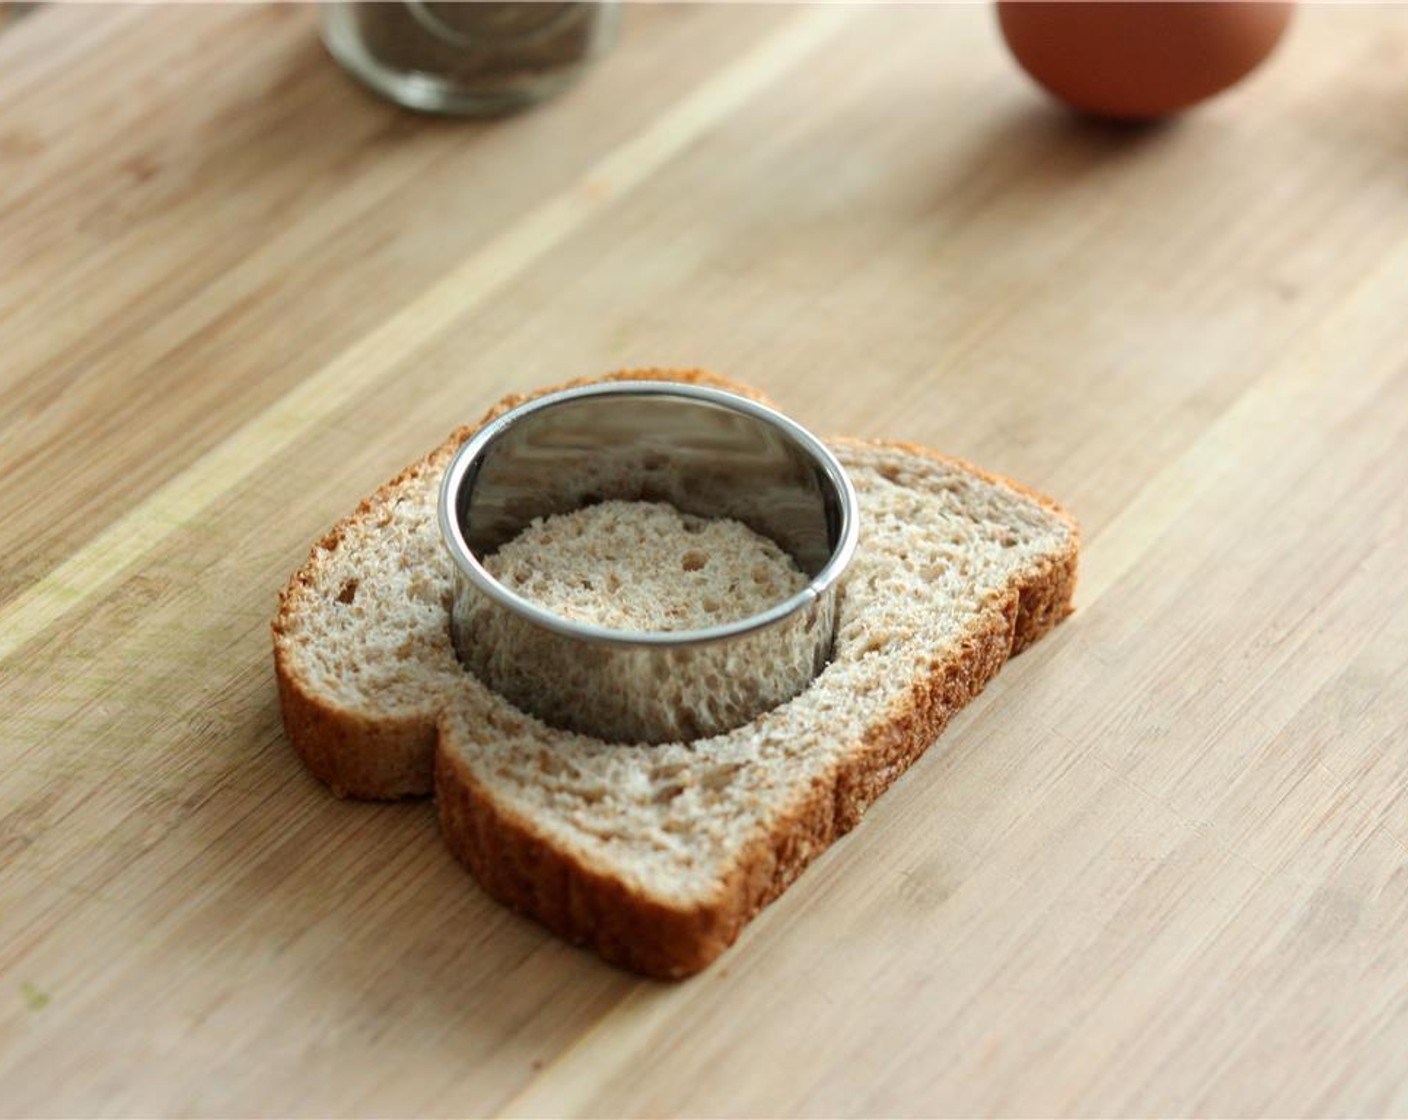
[3,4,1407,1116]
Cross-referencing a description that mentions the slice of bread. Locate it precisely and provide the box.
[272,369,1078,977]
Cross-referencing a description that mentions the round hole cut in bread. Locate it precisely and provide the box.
[272,369,1079,978]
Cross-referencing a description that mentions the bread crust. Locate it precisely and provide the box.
[272,369,1079,977]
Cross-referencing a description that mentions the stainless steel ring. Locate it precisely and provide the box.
[437,382,859,744]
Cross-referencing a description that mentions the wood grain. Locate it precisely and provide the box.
[2,4,1407,1116]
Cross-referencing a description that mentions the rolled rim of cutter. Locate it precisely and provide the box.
[437,381,859,649]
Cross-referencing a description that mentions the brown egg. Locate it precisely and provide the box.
[997,2,1295,122]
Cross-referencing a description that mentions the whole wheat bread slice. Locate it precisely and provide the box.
[272,369,1078,977]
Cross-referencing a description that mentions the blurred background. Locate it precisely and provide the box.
[4,4,1408,1116]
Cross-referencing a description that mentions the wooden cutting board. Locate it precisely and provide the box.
[2,4,1406,1115]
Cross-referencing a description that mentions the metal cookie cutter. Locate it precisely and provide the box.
[438,382,859,744]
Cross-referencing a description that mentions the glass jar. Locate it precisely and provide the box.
[322,2,619,116]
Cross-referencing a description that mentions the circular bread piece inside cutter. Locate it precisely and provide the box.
[438,381,859,744]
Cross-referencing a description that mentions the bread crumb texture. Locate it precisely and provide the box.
[483,500,808,632]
